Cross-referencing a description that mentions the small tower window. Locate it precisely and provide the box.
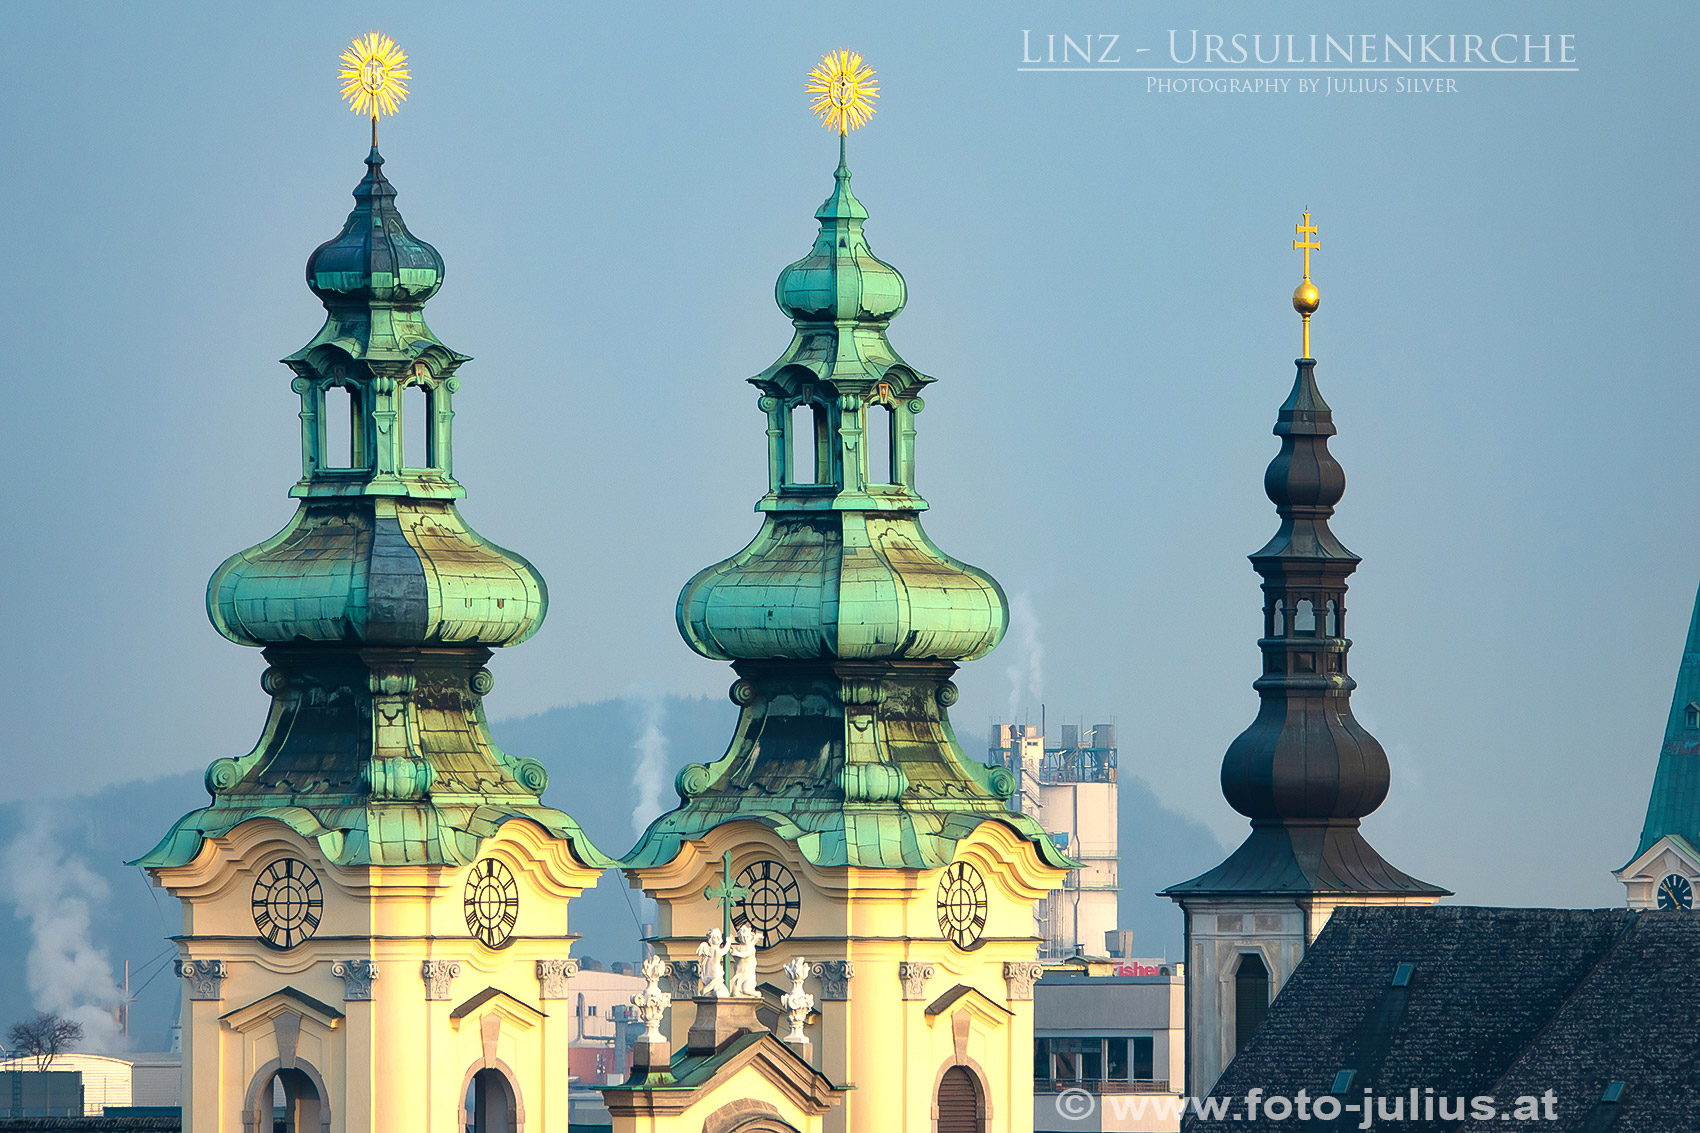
[1324,600,1338,637]
[1234,952,1271,1051]
[404,383,433,469]
[786,401,831,485]
[322,385,358,469]
[1294,599,1316,635]
[865,403,894,485]
[1272,600,1285,637]
[1686,704,1698,730]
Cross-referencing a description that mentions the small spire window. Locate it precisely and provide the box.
[1686,704,1698,730]
[1324,600,1338,637]
[1234,953,1271,1051]
[403,383,433,469]
[1294,599,1316,635]
[786,401,832,486]
[321,385,360,469]
[865,403,894,485]
[1272,600,1285,637]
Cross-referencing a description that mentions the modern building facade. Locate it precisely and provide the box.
[1032,961,1184,1133]
[1163,231,1446,1096]
[991,724,1120,958]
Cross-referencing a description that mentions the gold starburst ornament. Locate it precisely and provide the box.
[808,50,879,135]
[339,31,410,141]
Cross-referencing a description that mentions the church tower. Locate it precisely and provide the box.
[1163,215,1447,1096]
[1614,585,1700,910]
[617,54,1071,1133]
[136,36,609,1133]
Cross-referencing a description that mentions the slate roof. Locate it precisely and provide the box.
[1192,907,1700,1132]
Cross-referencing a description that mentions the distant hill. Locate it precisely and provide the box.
[0,696,1221,1052]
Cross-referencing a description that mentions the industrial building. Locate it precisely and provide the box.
[992,723,1121,959]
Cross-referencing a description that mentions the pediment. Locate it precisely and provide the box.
[449,986,544,1029]
[222,986,344,1032]
[1615,835,1700,882]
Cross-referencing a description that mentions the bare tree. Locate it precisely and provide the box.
[5,1013,83,1072]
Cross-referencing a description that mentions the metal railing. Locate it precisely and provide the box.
[1037,1078,1171,1095]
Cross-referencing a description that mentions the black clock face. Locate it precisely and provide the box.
[252,859,323,949]
[733,860,801,948]
[465,859,519,948]
[937,862,988,949]
[1658,873,1694,910]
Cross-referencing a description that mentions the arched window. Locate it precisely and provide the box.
[1272,600,1285,637]
[787,402,830,485]
[404,383,433,469]
[865,403,893,485]
[465,1068,517,1133]
[252,1066,323,1133]
[1687,704,1699,730]
[1234,953,1271,1052]
[1293,599,1316,635]
[936,1066,984,1133]
[322,386,357,469]
[1324,600,1338,637]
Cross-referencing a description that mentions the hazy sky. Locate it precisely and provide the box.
[2,1,1695,912]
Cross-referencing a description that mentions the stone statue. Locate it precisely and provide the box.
[697,929,730,997]
[780,956,814,1043]
[728,925,759,998]
[630,955,672,1043]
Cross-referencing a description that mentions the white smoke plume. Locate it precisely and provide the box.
[630,696,670,838]
[1005,590,1045,721]
[0,816,128,1053]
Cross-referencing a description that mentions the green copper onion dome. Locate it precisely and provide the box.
[774,150,906,323]
[135,145,601,873]
[207,147,546,651]
[626,151,1066,875]
[306,147,444,307]
[679,150,1005,666]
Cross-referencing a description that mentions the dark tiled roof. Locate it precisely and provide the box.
[1193,907,1700,1132]
[0,1115,180,1122]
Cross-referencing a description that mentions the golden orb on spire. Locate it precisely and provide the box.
[808,50,879,136]
[1292,210,1321,356]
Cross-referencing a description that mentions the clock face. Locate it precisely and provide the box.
[1658,873,1694,910]
[252,859,323,949]
[465,859,519,948]
[937,862,988,950]
[732,859,801,948]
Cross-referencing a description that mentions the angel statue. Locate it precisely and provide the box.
[728,925,760,998]
[697,929,730,998]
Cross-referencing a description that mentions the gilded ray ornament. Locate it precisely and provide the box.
[808,50,879,135]
[339,31,410,133]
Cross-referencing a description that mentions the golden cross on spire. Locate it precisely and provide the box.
[1291,210,1321,358]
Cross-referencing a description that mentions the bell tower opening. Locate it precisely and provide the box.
[935,1066,985,1133]
[465,1068,518,1133]
[252,1067,323,1133]
[1234,952,1271,1052]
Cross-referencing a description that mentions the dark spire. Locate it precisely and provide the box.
[1166,356,1447,897]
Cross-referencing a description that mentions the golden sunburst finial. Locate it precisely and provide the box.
[339,31,410,145]
[808,50,879,137]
